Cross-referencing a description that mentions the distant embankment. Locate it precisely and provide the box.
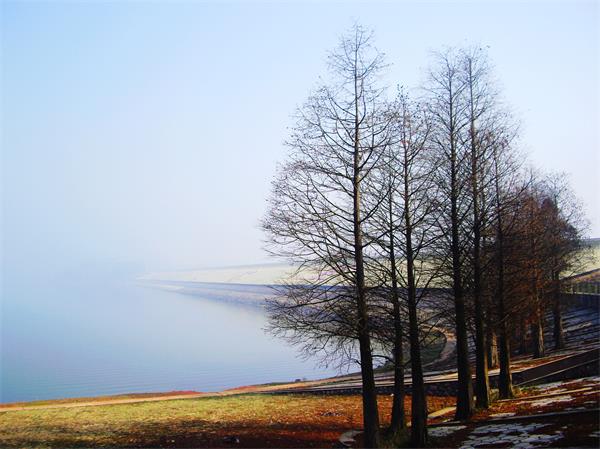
[138,279,278,307]
[138,240,600,305]
[138,263,297,286]
[137,263,299,306]
[140,239,600,288]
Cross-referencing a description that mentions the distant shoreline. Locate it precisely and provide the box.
[138,263,297,287]
[0,375,347,411]
[137,279,278,307]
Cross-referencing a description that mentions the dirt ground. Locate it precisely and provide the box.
[426,376,600,448]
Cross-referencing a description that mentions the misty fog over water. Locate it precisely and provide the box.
[1,278,337,403]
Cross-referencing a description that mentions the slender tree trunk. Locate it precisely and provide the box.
[403,153,427,447]
[528,205,545,360]
[472,174,490,408]
[531,298,545,358]
[518,318,528,354]
[451,139,474,420]
[453,257,473,419]
[407,289,428,446]
[483,242,498,372]
[486,329,498,370]
[495,253,513,398]
[473,230,489,409]
[497,326,513,397]
[552,270,565,350]
[495,209,513,396]
[467,59,489,409]
[530,229,545,360]
[353,67,379,449]
[492,150,513,398]
[388,195,406,434]
[354,195,380,447]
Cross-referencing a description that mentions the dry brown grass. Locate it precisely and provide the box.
[0,393,456,448]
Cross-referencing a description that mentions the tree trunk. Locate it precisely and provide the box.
[486,293,498,370]
[493,146,513,399]
[355,225,380,447]
[497,324,513,398]
[496,269,513,398]
[451,172,474,418]
[518,318,528,355]
[496,260,513,398]
[407,288,428,447]
[486,330,498,370]
[472,210,489,410]
[454,288,473,419]
[552,271,565,350]
[353,72,379,448]
[531,301,545,359]
[468,59,490,410]
[450,107,474,420]
[390,298,406,434]
[388,197,406,434]
[403,155,427,447]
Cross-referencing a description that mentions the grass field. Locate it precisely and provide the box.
[0,393,455,448]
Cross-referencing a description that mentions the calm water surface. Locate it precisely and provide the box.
[1,280,337,403]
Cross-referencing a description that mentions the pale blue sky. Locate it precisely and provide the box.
[1,0,598,282]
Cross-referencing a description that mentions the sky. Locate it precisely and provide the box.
[1,0,598,283]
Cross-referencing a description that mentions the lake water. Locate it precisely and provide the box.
[1,279,338,403]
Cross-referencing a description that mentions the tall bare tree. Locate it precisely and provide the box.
[367,132,407,436]
[460,46,512,408]
[366,91,439,444]
[487,135,522,399]
[262,26,392,448]
[391,93,439,446]
[425,49,474,420]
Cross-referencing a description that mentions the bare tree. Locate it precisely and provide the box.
[540,174,588,350]
[366,128,407,436]
[506,176,555,359]
[459,46,519,408]
[489,172,587,363]
[488,136,522,398]
[262,26,392,448]
[365,91,440,444]
[425,49,475,420]
[391,93,439,446]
